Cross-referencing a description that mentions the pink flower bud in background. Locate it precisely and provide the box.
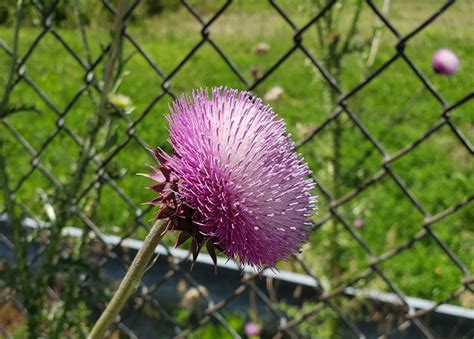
[244,322,260,337]
[354,219,364,229]
[432,49,459,76]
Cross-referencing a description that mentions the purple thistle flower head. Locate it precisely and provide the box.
[432,49,459,76]
[147,88,316,270]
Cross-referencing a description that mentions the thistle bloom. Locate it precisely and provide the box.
[147,88,316,269]
[244,322,260,337]
[432,49,459,76]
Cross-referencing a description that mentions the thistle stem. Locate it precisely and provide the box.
[88,219,168,339]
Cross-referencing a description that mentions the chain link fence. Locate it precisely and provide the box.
[0,0,472,338]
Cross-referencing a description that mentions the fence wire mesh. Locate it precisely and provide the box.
[0,0,472,338]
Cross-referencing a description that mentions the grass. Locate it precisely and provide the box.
[0,0,472,311]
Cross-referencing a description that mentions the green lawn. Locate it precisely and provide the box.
[1,0,472,310]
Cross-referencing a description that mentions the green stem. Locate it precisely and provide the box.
[329,87,342,282]
[338,0,363,58]
[312,0,326,49]
[88,219,168,339]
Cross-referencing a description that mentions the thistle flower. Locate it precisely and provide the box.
[147,88,316,270]
[244,322,260,337]
[432,49,459,76]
